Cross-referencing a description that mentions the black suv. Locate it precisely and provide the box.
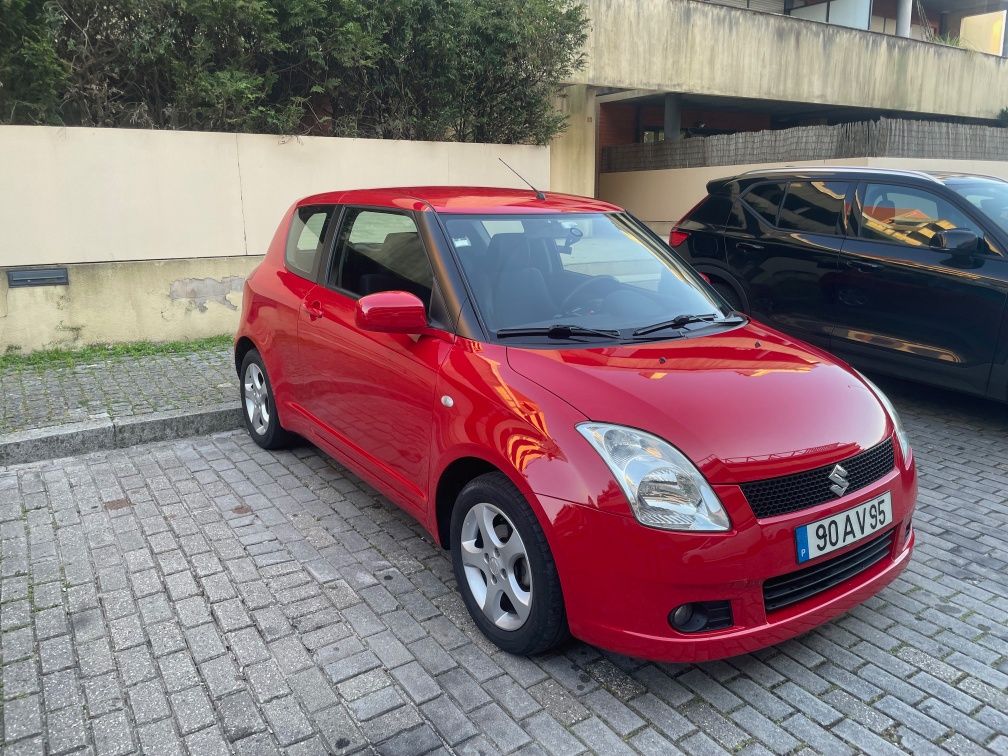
[671,167,1008,400]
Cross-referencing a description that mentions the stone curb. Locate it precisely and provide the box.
[0,401,243,467]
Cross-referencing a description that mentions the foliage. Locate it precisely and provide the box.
[998,108,1008,128]
[925,31,968,50]
[0,0,587,144]
[0,334,233,371]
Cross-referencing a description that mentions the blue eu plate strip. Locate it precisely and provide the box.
[795,526,810,564]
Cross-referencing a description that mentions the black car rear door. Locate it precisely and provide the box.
[724,180,847,350]
[833,180,1008,395]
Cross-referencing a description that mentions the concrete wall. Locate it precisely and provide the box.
[0,126,549,267]
[570,0,1008,120]
[0,256,262,351]
[0,126,549,351]
[549,85,598,198]
[599,157,1008,237]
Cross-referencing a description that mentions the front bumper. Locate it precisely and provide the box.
[539,455,917,663]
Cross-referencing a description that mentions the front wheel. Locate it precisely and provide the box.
[450,472,568,655]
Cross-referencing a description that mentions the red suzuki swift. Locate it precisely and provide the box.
[235,187,916,662]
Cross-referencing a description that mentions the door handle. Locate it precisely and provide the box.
[737,242,765,251]
[305,301,323,321]
[843,259,882,272]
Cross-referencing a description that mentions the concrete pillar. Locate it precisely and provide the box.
[549,84,598,197]
[664,93,682,142]
[896,0,913,38]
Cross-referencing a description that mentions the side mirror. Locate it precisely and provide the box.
[932,229,979,257]
[355,291,428,333]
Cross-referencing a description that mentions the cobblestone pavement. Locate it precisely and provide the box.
[0,347,236,435]
[0,378,1005,755]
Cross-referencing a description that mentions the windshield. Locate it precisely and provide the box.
[441,212,733,339]
[948,179,1008,237]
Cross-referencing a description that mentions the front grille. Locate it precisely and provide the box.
[740,439,895,519]
[763,530,893,613]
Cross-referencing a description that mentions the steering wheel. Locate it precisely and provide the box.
[558,275,620,314]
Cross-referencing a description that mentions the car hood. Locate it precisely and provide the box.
[505,322,889,484]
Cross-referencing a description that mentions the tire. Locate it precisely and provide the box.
[240,349,294,450]
[450,472,568,655]
[712,280,745,313]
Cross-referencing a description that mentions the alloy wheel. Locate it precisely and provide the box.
[459,502,532,630]
[244,363,271,435]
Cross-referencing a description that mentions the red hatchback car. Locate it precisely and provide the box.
[235,187,917,662]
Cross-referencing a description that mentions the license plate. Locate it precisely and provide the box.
[795,492,892,564]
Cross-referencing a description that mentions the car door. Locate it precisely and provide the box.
[832,181,1008,395]
[723,180,847,350]
[295,206,451,514]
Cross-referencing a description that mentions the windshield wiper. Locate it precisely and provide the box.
[495,324,621,340]
[632,313,743,338]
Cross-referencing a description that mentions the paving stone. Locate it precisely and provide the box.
[262,695,316,747]
[47,704,88,754]
[3,693,42,742]
[200,653,246,698]
[128,679,171,725]
[138,718,185,755]
[185,726,232,756]
[2,379,1005,755]
[92,709,135,756]
[168,685,216,735]
[3,657,39,699]
[219,690,269,742]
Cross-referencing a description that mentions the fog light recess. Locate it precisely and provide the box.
[668,601,733,633]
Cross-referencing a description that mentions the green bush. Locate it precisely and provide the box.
[0,0,587,144]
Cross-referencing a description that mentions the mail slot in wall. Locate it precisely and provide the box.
[6,267,70,288]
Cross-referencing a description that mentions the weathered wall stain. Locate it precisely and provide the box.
[169,276,245,312]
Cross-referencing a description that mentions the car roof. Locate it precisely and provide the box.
[733,166,943,183]
[707,167,1008,196]
[297,186,623,214]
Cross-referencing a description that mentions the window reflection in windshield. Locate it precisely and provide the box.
[441,213,727,335]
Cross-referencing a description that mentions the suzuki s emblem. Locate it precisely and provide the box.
[828,464,850,497]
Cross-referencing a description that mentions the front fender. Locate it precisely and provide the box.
[428,342,630,545]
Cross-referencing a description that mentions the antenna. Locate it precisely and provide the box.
[499,157,546,200]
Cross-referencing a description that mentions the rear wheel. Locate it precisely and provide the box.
[711,279,745,313]
[240,350,294,450]
[451,472,568,655]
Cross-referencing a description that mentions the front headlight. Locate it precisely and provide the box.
[576,423,730,531]
[855,371,911,461]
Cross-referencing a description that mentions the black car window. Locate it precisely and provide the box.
[778,181,849,235]
[742,183,786,225]
[330,208,434,306]
[858,184,984,249]
[285,205,335,279]
[947,180,1008,249]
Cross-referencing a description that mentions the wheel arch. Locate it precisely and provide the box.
[434,456,501,549]
[694,263,750,312]
[234,336,258,376]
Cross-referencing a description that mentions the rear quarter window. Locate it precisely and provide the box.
[778,181,849,235]
[742,183,787,226]
[685,195,733,228]
[286,205,335,279]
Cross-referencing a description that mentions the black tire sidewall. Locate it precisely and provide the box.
[239,350,288,450]
[450,473,567,655]
[713,281,744,312]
